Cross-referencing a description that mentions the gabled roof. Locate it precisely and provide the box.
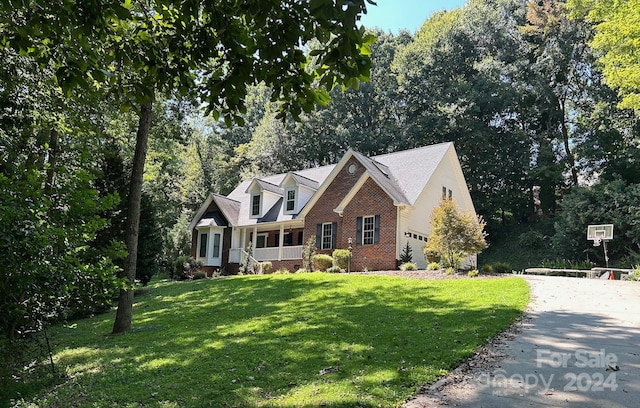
[196,211,228,227]
[372,142,452,205]
[187,193,240,231]
[280,172,320,190]
[245,178,284,195]
[192,142,456,229]
[350,150,409,205]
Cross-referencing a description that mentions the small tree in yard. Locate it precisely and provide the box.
[424,199,488,269]
[400,242,413,263]
[302,236,317,272]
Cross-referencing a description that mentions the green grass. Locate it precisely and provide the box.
[10,273,528,408]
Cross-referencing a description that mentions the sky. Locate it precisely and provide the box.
[359,0,468,33]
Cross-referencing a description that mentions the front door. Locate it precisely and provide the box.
[209,228,223,267]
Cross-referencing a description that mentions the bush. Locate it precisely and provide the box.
[192,271,207,280]
[468,269,479,277]
[427,262,441,270]
[424,250,440,264]
[481,264,494,273]
[400,262,417,271]
[312,254,333,271]
[259,261,273,274]
[273,268,290,275]
[445,267,454,275]
[332,249,350,269]
[399,242,413,263]
[326,266,343,273]
[492,262,512,274]
[628,266,640,281]
[540,258,595,270]
[172,256,202,280]
[295,268,309,274]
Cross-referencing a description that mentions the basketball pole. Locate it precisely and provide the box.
[603,240,609,269]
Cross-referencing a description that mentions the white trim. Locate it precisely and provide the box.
[362,215,375,246]
[255,232,268,249]
[250,193,262,218]
[333,173,370,216]
[284,187,297,214]
[321,222,333,250]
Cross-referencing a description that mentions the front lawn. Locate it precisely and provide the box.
[12,273,528,407]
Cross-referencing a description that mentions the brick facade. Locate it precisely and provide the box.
[304,158,398,271]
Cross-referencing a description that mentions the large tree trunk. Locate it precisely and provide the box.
[112,98,153,334]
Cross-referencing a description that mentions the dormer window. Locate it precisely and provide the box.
[285,188,296,213]
[251,194,261,217]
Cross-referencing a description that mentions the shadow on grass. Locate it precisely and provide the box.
[10,274,528,407]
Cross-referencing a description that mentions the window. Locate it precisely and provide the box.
[356,215,380,245]
[285,189,296,212]
[199,233,208,258]
[256,233,267,249]
[284,232,293,246]
[442,186,447,200]
[322,223,333,250]
[212,233,221,258]
[298,231,303,245]
[448,189,452,200]
[363,216,375,245]
[251,194,261,216]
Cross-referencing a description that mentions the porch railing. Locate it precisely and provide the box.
[229,245,303,262]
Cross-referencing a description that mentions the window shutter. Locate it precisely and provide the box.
[356,216,363,245]
[331,222,337,249]
[374,215,381,243]
[316,223,322,248]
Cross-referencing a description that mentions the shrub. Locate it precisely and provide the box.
[468,269,479,277]
[492,262,512,274]
[332,249,350,269]
[192,271,207,280]
[481,264,493,273]
[424,250,440,264]
[302,236,316,272]
[427,262,441,270]
[326,266,343,273]
[274,268,290,275]
[541,258,596,270]
[295,268,309,274]
[312,254,333,271]
[400,262,417,271]
[172,256,202,280]
[259,261,273,274]
[399,242,413,263]
[445,267,454,275]
[627,266,640,281]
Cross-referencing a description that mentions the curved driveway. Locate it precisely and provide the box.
[407,275,640,407]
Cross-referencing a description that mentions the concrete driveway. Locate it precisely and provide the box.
[407,275,640,407]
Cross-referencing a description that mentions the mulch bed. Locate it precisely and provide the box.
[354,270,508,280]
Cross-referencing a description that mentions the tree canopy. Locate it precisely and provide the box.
[568,0,640,111]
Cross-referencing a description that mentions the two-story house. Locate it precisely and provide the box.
[188,142,477,274]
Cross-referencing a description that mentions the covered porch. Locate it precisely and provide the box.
[228,223,305,263]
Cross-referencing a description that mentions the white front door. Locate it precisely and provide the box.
[197,227,224,267]
[209,228,223,267]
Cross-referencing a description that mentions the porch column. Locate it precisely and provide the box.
[252,226,258,248]
[241,228,247,250]
[278,224,285,261]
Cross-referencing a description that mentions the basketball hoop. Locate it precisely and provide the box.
[587,224,613,268]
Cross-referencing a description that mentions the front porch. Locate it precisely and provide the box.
[228,245,303,263]
[228,224,305,263]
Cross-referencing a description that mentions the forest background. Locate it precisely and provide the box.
[2,0,639,341]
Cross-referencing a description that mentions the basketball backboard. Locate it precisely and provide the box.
[587,224,614,242]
